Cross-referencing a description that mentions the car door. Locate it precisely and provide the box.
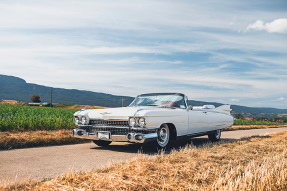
[188,109,211,134]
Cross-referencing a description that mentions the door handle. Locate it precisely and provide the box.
[203,111,207,114]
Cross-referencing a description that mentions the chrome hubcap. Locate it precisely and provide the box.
[157,125,169,147]
[215,130,221,139]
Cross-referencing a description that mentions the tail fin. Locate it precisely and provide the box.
[215,105,232,114]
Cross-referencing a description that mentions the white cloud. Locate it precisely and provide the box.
[0,1,287,108]
[246,18,287,34]
[0,1,218,30]
[89,47,167,54]
[278,97,285,101]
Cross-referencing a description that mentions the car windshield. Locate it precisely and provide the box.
[129,94,186,109]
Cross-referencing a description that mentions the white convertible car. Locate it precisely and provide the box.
[73,93,234,149]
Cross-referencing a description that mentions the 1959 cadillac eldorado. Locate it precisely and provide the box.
[72,93,234,149]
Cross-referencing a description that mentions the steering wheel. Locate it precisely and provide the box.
[166,102,179,108]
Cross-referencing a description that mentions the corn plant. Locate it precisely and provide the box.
[234,119,285,126]
[0,104,78,131]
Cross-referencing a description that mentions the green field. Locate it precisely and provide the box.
[234,119,285,126]
[0,104,78,131]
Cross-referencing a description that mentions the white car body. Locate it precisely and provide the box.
[73,93,234,148]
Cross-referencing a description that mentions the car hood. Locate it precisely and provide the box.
[74,107,153,120]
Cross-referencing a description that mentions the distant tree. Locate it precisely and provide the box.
[235,114,244,119]
[30,95,41,103]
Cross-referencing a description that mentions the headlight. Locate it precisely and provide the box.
[129,117,136,127]
[74,116,79,125]
[75,116,89,125]
[129,117,146,128]
[138,118,145,127]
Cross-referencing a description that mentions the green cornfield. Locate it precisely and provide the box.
[0,104,78,131]
[234,119,285,126]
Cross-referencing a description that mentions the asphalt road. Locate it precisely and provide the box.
[1,127,287,185]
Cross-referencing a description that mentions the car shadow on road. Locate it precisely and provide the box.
[90,137,238,155]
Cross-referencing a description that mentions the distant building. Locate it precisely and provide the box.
[28,102,48,106]
[1,99,18,103]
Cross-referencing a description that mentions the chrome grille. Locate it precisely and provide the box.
[89,120,129,127]
[94,127,129,135]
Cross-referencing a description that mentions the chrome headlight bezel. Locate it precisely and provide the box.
[74,115,89,125]
[74,116,79,125]
[129,117,136,127]
[138,117,146,127]
[129,117,146,128]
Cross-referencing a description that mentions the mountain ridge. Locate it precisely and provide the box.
[0,74,134,107]
[1,74,287,118]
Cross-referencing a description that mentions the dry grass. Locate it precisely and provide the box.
[225,125,287,131]
[0,101,25,105]
[2,131,287,191]
[0,130,90,150]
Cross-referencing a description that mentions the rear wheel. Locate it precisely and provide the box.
[208,129,221,142]
[93,140,112,147]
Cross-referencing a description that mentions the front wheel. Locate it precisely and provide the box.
[208,129,221,142]
[93,140,112,147]
[155,124,174,149]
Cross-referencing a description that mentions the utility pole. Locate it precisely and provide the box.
[51,87,53,107]
[34,84,36,95]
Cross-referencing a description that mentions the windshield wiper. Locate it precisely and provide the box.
[147,104,158,106]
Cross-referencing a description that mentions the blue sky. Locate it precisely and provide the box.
[0,0,287,108]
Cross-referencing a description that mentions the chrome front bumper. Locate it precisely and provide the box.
[72,128,158,144]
